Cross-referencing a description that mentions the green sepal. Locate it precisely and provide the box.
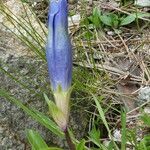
[44,93,67,131]
[53,85,73,126]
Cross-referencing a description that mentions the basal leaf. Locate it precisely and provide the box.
[120,15,135,26]
[100,14,112,26]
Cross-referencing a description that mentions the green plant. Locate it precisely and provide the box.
[141,113,150,127]
[84,7,150,29]
[88,7,102,29]
[27,129,63,150]
[138,135,150,150]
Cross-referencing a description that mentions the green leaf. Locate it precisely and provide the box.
[93,7,101,17]
[93,95,110,132]
[92,7,101,28]
[121,110,126,150]
[44,93,67,130]
[89,126,100,141]
[0,89,64,137]
[141,113,150,126]
[76,139,86,150]
[108,141,114,150]
[133,12,150,18]
[120,12,150,26]
[92,94,119,150]
[100,14,112,26]
[88,126,101,148]
[27,129,49,150]
[138,135,150,150]
[27,129,63,150]
[32,109,63,136]
[120,15,135,26]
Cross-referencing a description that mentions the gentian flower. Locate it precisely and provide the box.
[46,0,72,131]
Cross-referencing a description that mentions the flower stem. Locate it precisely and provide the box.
[64,128,76,150]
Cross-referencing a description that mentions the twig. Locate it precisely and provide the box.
[127,99,150,115]
[74,61,142,82]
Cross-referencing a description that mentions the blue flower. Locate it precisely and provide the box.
[46,0,72,130]
[46,0,72,92]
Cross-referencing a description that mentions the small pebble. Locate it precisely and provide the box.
[107,31,115,36]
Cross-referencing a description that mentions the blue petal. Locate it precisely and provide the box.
[46,0,72,91]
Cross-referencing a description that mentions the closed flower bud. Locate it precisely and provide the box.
[46,0,72,92]
[46,0,72,131]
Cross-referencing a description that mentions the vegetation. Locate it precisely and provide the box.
[0,0,150,149]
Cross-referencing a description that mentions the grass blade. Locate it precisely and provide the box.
[27,129,49,150]
[92,94,119,150]
[0,89,64,137]
[27,129,63,150]
[121,110,126,150]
